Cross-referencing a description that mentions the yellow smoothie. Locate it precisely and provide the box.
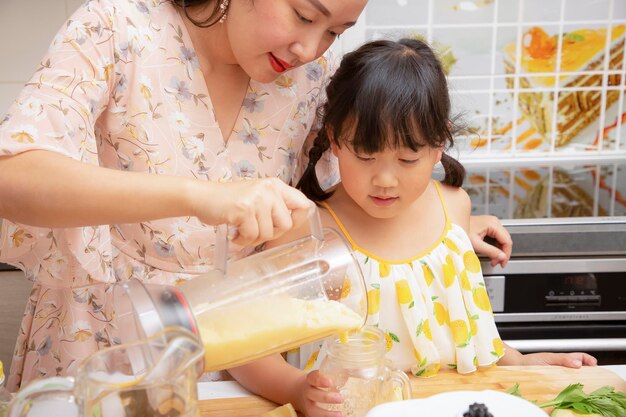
[195,296,363,371]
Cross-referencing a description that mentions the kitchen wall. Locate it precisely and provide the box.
[0,0,84,117]
[347,0,626,160]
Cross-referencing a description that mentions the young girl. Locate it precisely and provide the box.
[228,38,596,416]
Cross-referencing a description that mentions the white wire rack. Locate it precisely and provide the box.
[341,0,626,162]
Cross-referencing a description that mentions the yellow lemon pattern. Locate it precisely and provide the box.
[422,263,434,286]
[367,288,381,315]
[450,319,470,347]
[492,338,505,357]
[459,269,471,291]
[463,250,481,273]
[443,237,461,255]
[433,302,447,326]
[473,287,492,312]
[303,350,319,371]
[443,255,456,288]
[395,279,413,304]
[385,331,400,352]
[379,262,391,278]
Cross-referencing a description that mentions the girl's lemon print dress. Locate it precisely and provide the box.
[291,181,505,377]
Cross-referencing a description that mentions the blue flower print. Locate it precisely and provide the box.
[234,160,257,179]
[179,46,200,71]
[166,77,192,101]
[115,74,128,95]
[306,61,323,81]
[154,238,176,257]
[134,1,150,16]
[238,119,261,145]
[243,91,267,113]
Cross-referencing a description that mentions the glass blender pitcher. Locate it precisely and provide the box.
[8,327,203,417]
[113,208,368,372]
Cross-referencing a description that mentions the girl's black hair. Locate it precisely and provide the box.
[297,38,466,202]
[172,0,225,28]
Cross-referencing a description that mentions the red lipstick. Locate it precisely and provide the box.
[269,53,293,73]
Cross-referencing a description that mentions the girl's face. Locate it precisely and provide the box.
[332,137,443,220]
[225,0,366,83]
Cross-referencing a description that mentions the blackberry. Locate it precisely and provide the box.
[462,402,494,417]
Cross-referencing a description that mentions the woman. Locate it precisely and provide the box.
[0,0,509,390]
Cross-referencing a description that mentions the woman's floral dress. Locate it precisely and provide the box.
[0,0,337,391]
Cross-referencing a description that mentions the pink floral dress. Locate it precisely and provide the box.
[0,0,337,391]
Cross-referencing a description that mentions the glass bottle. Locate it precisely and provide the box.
[319,326,412,417]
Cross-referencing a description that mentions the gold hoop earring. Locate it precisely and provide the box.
[219,0,229,23]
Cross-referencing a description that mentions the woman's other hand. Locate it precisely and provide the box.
[193,177,314,247]
[468,215,513,268]
[295,370,344,417]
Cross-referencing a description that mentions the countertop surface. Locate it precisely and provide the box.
[197,365,626,416]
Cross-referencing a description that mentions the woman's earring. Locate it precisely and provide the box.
[219,0,229,23]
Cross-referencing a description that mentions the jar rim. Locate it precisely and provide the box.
[326,326,386,364]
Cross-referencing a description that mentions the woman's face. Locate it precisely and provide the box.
[226,0,367,83]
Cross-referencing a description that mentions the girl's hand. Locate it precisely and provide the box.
[295,370,344,417]
[468,215,513,268]
[192,177,314,247]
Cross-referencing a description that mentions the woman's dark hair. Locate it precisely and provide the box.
[297,38,466,202]
[172,0,225,28]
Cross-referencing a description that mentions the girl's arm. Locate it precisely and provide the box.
[497,343,597,368]
[0,151,313,246]
[228,355,343,417]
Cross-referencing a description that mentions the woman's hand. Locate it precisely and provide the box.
[192,177,314,247]
[295,370,344,417]
[468,215,513,268]
[519,352,598,368]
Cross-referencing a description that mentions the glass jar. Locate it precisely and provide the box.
[319,326,412,417]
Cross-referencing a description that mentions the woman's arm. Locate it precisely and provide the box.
[0,151,313,246]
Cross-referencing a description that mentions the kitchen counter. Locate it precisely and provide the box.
[197,365,626,416]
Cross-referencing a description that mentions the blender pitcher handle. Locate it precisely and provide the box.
[213,206,324,275]
[8,377,78,417]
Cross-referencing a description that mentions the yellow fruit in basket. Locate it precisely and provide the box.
[463,250,481,273]
[395,279,413,304]
[473,287,492,312]
[260,403,297,417]
[450,319,469,346]
[443,255,456,288]
[368,288,380,315]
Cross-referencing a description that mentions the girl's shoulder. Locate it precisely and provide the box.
[436,182,471,232]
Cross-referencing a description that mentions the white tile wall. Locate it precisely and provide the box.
[0,0,84,117]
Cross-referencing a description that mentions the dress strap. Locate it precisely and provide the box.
[432,180,451,229]
[319,202,358,250]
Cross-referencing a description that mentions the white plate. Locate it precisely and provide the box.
[365,390,547,417]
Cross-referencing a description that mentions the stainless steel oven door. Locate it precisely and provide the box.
[482,257,626,365]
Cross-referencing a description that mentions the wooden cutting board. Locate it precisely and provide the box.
[198,366,626,416]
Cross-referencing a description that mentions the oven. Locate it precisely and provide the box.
[464,159,626,365]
